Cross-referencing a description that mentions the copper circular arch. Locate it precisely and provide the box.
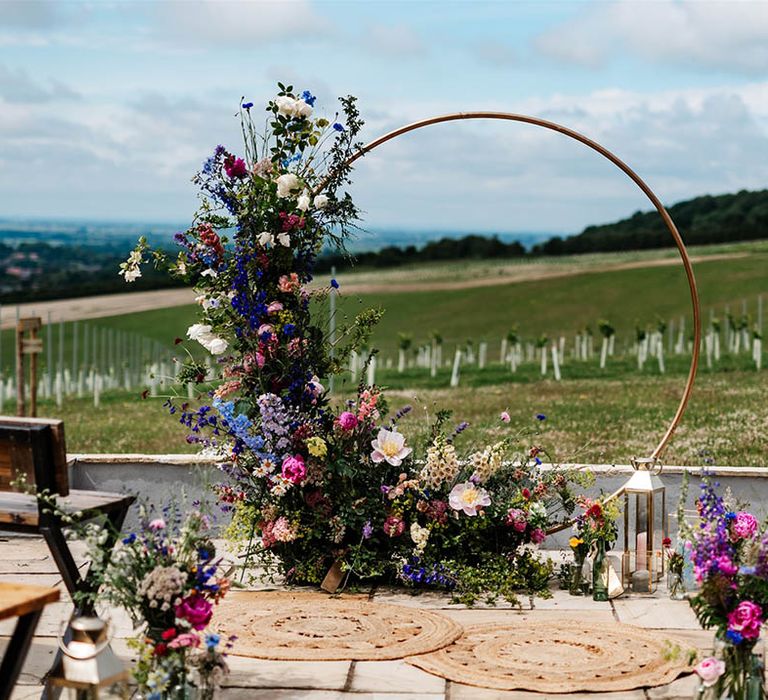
[327,112,701,460]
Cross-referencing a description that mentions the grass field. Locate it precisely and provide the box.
[38,368,766,466]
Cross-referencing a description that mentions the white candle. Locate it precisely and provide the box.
[636,532,647,571]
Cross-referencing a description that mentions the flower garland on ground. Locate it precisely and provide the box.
[123,85,587,604]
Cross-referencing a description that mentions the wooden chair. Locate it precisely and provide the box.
[0,417,135,608]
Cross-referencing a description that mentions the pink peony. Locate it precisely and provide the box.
[449,482,491,516]
[175,594,213,631]
[383,516,405,537]
[530,528,546,544]
[732,512,759,540]
[695,657,725,687]
[370,428,412,467]
[728,601,763,640]
[337,411,358,430]
[168,632,201,649]
[281,455,306,484]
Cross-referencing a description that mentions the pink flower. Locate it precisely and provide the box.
[224,155,247,179]
[695,657,725,687]
[449,482,491,516]
[148,518,166,530]
[175,594,213,631]
[370,428,412,467]
[278,273,300,293]
[168,632,201,649]
[281,455,306,484]
[506,508,527,532]
[716,555,739,577]
[728,601,763,640]
[337,411,358,431]
[383,516,405,537]
[500,411,511,423]
[530,528,546,544]
[732,512,759,540]
[267,301,284,314]
[257,324,274,336]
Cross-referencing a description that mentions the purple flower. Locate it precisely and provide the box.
[330,278,339,289]
[362,521,373,539]
[332,123,344,132]
[242,102,253,109]
[175,594,213,631]
[535,413,546,421]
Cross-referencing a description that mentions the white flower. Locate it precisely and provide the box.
[276,173,300,198]
[258,231,275,247]
[205,337,228,355]
[295,100,313,118]
[187,324,212,342]
[297,189,311,212]
[201,268,218,278]
[410,522,430,555]
[276,232,291,247]
[370,428,412,467]
[448,482,491,516]
[313,194,329,209]
[274,95,298,116]
[123,268,141,282]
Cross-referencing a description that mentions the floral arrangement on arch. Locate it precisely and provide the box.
[682,478,768,698]
[122,85,587,604]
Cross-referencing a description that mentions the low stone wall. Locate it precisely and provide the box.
[68,454,768,543]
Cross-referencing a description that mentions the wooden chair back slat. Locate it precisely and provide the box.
[0,417,68,495]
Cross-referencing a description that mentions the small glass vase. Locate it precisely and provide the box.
[668,570,686,600]
[592,539,609,602]
[694,637,765,700]
[569,549,586,596]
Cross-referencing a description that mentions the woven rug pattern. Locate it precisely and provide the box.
[216,591,463,661]
[407,618,692,693]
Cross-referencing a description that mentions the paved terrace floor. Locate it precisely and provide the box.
[1,534,713,700]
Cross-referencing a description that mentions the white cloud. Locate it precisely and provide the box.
[149,0,332,46]
[363,23,426,58]
[0,64,80,103]
[534,1,768,75]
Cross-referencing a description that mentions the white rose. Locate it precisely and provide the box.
[187,324,212,342]
[295,100,313,118]
[274,95,297,117]
[296,190,311,212]
[204,337,229,355]
[276,173,300,198]
[313,194,328,209]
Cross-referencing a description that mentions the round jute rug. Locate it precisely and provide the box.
[407,618,693,693]
[215,591,463,661]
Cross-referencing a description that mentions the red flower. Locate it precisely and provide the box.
[521,488,531,500]
[662,537,672,547]
[161,628,177,641]
[153,642,168,657]
[383,516,406,537]
[224,155,247,179]
[586,503,603,520]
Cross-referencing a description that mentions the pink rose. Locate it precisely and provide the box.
[506,508,527,532]
[695,657,725,687]
[728,601,763,640]
[732,512,759,540]
[383,516,405,538]
[168,632,201,649]
[337,411,358,430]
[281,455,306,484]
[530,528,546,544]
[267,301,284,314]
[175,594,213,631]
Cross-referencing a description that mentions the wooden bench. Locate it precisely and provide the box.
[0,418,135,698]
[0,582,60,700]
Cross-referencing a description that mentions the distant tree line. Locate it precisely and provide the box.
[316,188,768,271]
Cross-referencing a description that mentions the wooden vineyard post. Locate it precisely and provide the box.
[16,317,43,417]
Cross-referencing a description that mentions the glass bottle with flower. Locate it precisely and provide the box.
[681,476,767,700]
[570,497,619,601]
[664,536,686,600]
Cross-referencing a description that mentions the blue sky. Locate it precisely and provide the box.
[1,0,767,235]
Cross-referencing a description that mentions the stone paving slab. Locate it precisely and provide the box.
[2,535,711,699]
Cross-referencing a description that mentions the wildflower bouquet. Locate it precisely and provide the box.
[570,496,620,551]
[683,478,768,699]
[122,85,585,603]
[81,504,234,697]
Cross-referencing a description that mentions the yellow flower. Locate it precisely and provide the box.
[569,536,583,549]
[306,437,327,459]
